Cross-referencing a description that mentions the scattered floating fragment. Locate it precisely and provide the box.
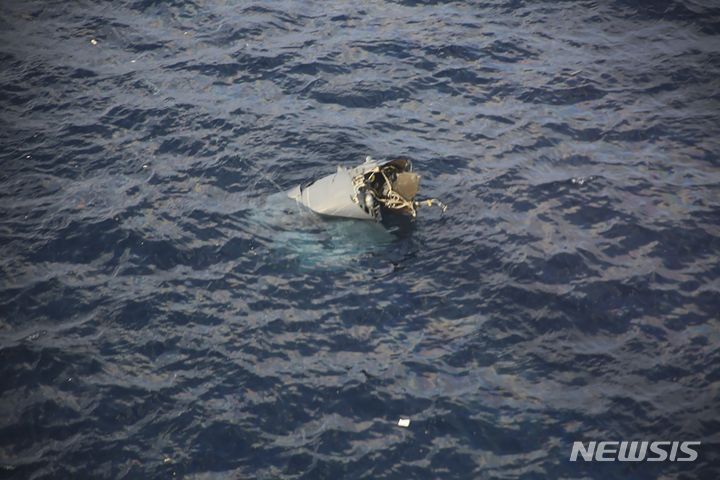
[90,38,98,45]
[397,418,411,428]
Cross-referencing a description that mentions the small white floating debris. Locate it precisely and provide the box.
[90,38,98,45]
[397,418,411,428]
[163,457,172,464]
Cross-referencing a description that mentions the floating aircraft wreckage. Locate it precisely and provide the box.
[287,156,446,222]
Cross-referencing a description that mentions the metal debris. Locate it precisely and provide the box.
[288,156,446,222]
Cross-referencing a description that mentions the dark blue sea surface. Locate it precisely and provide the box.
[1,1,720,478]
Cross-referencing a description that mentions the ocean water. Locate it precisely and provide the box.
[1,1,719,478]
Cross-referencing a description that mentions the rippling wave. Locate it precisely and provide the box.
[1,0,719,478]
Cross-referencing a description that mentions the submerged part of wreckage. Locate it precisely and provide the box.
[287,156,446,222]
